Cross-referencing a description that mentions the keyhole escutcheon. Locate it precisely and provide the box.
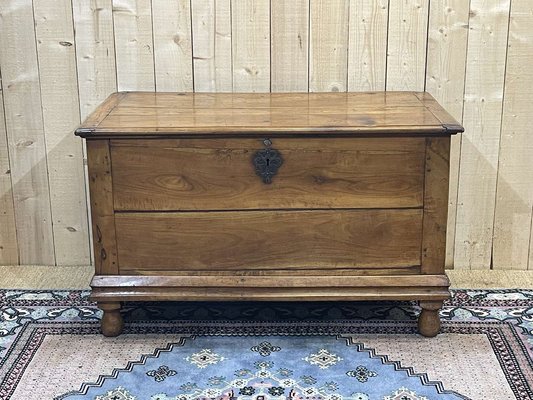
[252,140,283,184]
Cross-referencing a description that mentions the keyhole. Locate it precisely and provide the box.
[266,158,270,166]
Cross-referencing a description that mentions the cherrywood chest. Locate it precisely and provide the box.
[76,92,463,337]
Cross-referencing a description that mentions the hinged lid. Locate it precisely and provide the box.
[75,91,463,139]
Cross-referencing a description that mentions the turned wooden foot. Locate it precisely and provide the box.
[418,300,442,337]
[99,302,124,337]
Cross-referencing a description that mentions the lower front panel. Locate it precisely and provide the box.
[114,209,422,271]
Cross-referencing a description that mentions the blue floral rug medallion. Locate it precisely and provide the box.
[60,335,465,400]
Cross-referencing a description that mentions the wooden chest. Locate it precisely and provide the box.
[76,92,463,337]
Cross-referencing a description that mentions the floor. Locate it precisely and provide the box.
[0,265,532,289]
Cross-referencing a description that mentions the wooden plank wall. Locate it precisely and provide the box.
[0,0,531,270]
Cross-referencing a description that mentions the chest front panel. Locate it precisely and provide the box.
[106,137,428,273]
[111,138,426,210]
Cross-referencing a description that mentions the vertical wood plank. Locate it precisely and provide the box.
[87,140,118,274]
[493,0,533,270]
[422,137,451,274]
[425,0,470,268]
[347,0,388,91]
[34,0,90,265]
[112,0,155,91]
[231,0,270,92]
[309,0,350,92]
[152,0,193,91]
[386,0,430,91]
[191,0,232,92]
[0,0,55,265]
[454,0,511,269]
[0,69,18,264]
[73,0,117,120]
[271,0,309,92]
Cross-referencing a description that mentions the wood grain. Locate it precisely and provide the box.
[454,0,511,269]
[72,0,117,121]
[98,106,442,129]
[76,93,125,132]
[0,66,18,264]
[110,137,426,150]
[111,138,425,210]
[418,300,443,337]
[94,274,447,288]
[271,0,309,92]
[112,0,155,91]
[191,0,232,92]
[414,92,464,131]
[77,92,463,137]
[99,301,123,336]
[231,0,270,92]
[119,267,422,276]
[90,274,449,302]
[493,0,533,270]
[348,0,388,91]
[152,0,193,91]
[421,137,451,274]
[309,0,350,92]
[91,286,450,302]
[87,140,118,274]
[34,0,90,265]
[114,92,426,109]
[386,0,430,91]
[115,209,423,271]
[424,0,470,268]
[0,0,55,265]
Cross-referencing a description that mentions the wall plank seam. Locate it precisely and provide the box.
[446,0,471,269]
[344,0,351,92]
[149,0,157,91]
[529,207,533,269]
[71,6,92,267]
[188,0,195,92]
[0,65,19,264]
[422,0,431,92]
[69,0,93,267]
[31,0,57,265]
[490,0,513,270]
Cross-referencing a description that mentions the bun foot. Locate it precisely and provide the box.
[418,300,442,337]
[99,302,124,337]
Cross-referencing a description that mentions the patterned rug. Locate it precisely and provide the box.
[1,290,532,400]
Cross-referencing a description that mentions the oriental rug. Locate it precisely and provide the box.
[0,289,532,400]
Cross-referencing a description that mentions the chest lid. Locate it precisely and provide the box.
[75,91,463,139]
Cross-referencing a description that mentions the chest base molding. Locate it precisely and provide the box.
[90,274,450,302]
